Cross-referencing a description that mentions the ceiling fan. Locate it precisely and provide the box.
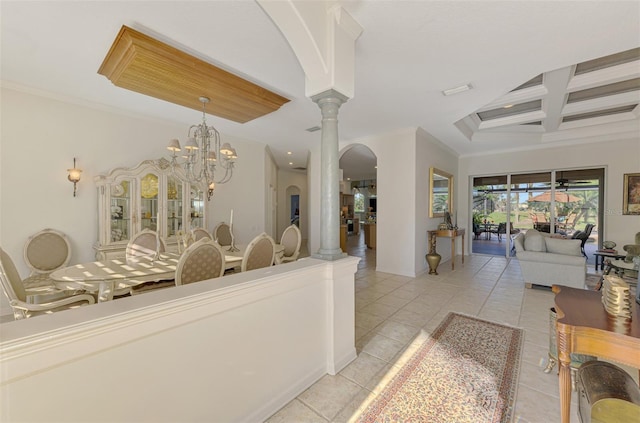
[551,172,590,189]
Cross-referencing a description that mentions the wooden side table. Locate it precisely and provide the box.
[427,229,465,271]
[553,285,640,423]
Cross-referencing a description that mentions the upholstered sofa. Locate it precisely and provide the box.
[513,229,586,289]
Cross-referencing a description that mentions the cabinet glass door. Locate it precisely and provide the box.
[190,185,205,229]
[140,173,159,231]
[110,180,131,242]
[166,176,183,237]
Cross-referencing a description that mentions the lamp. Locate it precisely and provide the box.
[167,96,237,200]
[67,157,82,197]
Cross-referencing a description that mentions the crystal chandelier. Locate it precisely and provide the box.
[167,96,238,200]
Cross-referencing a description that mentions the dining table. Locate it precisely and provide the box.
[50,253,182,302]
[51,244,286,302]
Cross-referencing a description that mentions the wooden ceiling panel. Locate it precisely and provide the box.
[98,26,289,123]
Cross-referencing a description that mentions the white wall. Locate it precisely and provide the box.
[416,128,459,273]
[0,87,267,315]
[336,129,416,276]
[458,138,640,251]
[264,148,278,239]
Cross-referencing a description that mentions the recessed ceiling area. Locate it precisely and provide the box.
[457,47,640,142]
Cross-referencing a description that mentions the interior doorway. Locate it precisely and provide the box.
[339,144,377,252]
[471,168,604,264]
[290,194,300,227]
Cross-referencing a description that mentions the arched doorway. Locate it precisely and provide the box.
[286,185,301,228]
[339,144,377,255]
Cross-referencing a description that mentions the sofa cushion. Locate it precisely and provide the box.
[545,237,582,256]
[524,229,546,252]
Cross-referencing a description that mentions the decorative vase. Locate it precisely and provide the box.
[426,252,441,275]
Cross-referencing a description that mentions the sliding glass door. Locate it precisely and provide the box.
[472,168,604,259]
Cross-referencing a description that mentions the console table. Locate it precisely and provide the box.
[427,229,465,271]
[552,285,640,423]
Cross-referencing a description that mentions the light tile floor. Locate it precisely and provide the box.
[267,232,635,423]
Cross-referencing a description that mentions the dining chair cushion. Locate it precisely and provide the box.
[214,223,233,246]
[280,225,301,263]
[176,240,225,286]
[126,229,166,262]
[24,229,71,274]
[242,233,275,272]
[281,227,298,257]
[192,228,212,241]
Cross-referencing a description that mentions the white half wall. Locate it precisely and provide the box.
[1,257,359,422]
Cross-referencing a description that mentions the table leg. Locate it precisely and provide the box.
[461,234,465,264]
[557,325,572,423]
[98,280,116,302]
[451,238,455,270]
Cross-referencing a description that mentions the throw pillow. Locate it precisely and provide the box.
[524,229,546,252]
[545,237,582,256]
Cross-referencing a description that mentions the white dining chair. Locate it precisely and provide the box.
[175,239,226,286]
[1,248,95,320]
[192,227,212,242]
[213,222,234,248]
[22,228,81,302]
[126,229,166,263]
[241,233,276,272]
[23,228,72,276]
[278,224,301,264]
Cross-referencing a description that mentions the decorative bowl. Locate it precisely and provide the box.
[602,241,616,249]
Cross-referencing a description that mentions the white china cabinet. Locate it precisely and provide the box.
[94,158,207,260]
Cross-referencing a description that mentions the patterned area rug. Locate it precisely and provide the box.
[351,313,524,423]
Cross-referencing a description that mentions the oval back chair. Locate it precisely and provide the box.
[126,229,166,263]
[23,228,72,276]
[241,233,276,272]
[192,228,212,242]
[1,248,94,320]
[213,222,234,247]
[175,239,226,286]
[279,224,302,264]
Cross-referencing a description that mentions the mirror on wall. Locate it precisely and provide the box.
[429,167,453,218]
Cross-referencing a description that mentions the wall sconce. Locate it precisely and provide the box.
[207,181,215,201]
[67,158,82,197]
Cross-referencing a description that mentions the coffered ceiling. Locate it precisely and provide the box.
[1,1,639,172]
[457,48,640,144]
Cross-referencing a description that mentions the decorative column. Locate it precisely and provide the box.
[312,89,348,261]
